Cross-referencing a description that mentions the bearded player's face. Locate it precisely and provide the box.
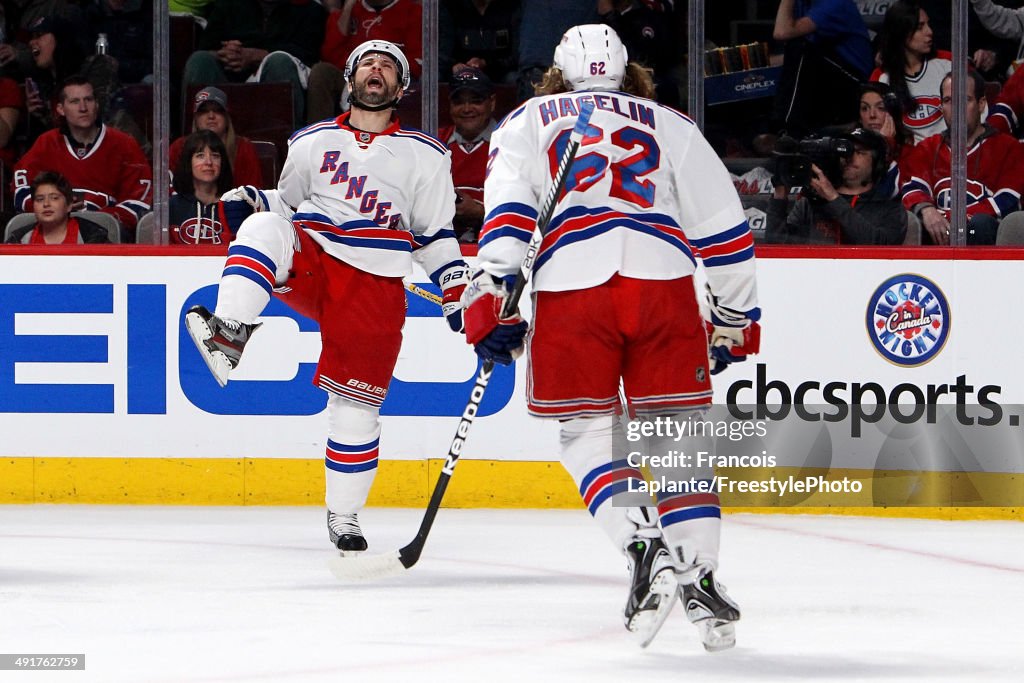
[351,53,402,106]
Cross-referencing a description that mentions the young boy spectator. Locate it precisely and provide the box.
[13,76,151,237]
[6,170,110,244]
[437,66,498,241]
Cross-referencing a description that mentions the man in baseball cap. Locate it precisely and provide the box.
[440,66,498,241]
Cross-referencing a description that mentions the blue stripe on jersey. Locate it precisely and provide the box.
[412,228,457,249]
[390,129,448,154]
[689,222,750,249]
[289,119,340,145]
[701,244,755,268]
[497,102,529,129]
[483,201,539,224]
[534,213,695,274]
[293,212,380,231]
[315,233,414,252]
[478,225,532,247]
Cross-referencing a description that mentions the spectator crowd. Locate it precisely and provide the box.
[2,1,1024,246]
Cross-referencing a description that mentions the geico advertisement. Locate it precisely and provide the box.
[0,254,1020,464]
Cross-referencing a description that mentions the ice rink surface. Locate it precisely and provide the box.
[1,506,1022,683]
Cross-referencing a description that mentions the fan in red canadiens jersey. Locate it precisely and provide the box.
[900,69,1024,245]
[12,75,152,240]
[438,66,499,242]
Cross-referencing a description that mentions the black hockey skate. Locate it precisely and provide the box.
[680,567,741,652]
[185,305,261,387]
[328,511,368,556]
[623,536,678,647]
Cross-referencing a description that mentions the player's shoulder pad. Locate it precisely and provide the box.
[653,101,696,128]
[389,125,448,155]
[288,117,342,146]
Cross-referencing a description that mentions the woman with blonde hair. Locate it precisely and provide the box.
[169,86,264,188]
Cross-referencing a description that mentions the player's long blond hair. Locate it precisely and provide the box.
[534,62,657,100]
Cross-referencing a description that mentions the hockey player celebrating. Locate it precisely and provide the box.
[463,25,760,650]
[186,40,470,555]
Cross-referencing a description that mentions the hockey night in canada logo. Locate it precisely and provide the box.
[867,274,950,367]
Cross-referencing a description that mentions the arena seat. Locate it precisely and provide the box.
[251,140,280,187]
[135,212,157,244]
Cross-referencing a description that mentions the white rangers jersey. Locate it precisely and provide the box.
[479,89,758,321]
[280,113,463,281]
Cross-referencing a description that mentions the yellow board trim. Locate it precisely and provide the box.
[2,458,1021,520]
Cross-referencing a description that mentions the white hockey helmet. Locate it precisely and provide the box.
[553,24,628,91]
[344,39,412,90]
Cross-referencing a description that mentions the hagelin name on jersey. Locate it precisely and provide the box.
[725,363,1003,437]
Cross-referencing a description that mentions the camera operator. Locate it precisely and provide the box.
[767,128,907,245]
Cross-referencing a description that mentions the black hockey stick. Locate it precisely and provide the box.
[329,100,596,580]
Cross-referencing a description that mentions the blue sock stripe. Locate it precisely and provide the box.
[579,459,635,496]
[223,266,273,295]
[325,458,378,474]
[326,437,381,453]
[227,244,277,272]
[659,506,721,527]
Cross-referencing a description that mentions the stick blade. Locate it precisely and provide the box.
[327,550,407,581]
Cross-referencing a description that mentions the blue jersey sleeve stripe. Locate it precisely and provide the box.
[701,245,755,268]
[689,221,750,249]
[483,201,538,224]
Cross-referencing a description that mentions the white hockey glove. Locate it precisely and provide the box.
[706,287,761,375]
[433,262,471,334]
[461,270,528,366]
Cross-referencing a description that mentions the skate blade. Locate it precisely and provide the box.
[185,312,230,387]
[696,619,736,652]
[336,548,366,558]
[628,569,678,648]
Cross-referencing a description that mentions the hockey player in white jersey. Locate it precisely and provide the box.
[463,25,760,650]
[186,40,470,554]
